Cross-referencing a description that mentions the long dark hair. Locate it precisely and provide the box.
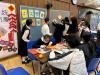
[67,17,78,34]
[65,35,80,48]
[71,17,78,29]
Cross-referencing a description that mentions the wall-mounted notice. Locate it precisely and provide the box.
[0,2,18,59]
[20,6,47,40]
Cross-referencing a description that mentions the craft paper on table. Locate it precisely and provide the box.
[21,9,28,19]
[36,19,41,26]
[28,9,34,18]
[40,11,45,19]
[35,10,40,18]
[32,18,35,26]
[0,2,18,59]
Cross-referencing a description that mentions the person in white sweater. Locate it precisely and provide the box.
[41,17,51,36]
[49,35,88,75]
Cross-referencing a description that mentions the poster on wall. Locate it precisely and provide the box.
[21,9,28,19]
[20,6,47,29]
[0,2,18,59]
[28,9,34,18]
[35,10,40,18]
[40,11,45,19]
[20,6,47,40]
[36,19,41,26]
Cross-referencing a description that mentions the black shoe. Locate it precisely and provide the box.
[22,60,29,64]
[25,57,31,62]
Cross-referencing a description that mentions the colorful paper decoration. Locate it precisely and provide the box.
[35,10,40,18]
[21,9,28,19]
[0,2,18,59]
[36,19,41,26]
[29,9,34,17]
[20,6,47,28]
[40,11,45,19]
[8,4,15,12]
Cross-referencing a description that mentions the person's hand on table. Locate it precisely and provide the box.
[55,44,67,50]
[40,45,46,48]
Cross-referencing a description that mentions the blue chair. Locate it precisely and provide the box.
[27,40,38,74]
[0,64,30,75]
[51,36,56,43]
[27,40,37,60]
[96,46,100,56]
[96,72,100,75]
[88,58,100,74]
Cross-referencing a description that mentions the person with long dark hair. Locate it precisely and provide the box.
[19,19,33,64]
[52,16,65,43]
[67,17,78,34]
[41,17,51,36]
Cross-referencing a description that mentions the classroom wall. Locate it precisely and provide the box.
[3,0,79,48]
[3,0,79,20]
[3,0,79,32]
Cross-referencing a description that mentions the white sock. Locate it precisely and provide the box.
[22,57,26,61]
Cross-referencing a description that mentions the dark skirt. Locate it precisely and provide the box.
[18,40,28,56]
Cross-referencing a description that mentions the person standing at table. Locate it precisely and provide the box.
[41,17,51,36]
[19,19,33,64]
[52,15,65,43]
[63,17,70,36]
[81,11,93,29]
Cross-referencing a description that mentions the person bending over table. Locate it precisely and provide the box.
[32,34,55,48]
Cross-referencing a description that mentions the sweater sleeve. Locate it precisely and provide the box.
[41,24,50,35]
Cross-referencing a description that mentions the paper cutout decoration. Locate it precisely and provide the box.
[40,11,45,19]
[29,9,34,18]
[36,19,41,26]
[35,10,40,18]
[21,9,28,19]
[32,18,35,26]
[7,4,15,13]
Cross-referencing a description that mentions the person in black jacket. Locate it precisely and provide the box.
[78,31,97,67]
[62,17,70,36]
[83,11,93,29]
[52,16,65,43]
[19,19,33,64]
[67,17,78,34]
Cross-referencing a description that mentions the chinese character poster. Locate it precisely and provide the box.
[0,2,18,59]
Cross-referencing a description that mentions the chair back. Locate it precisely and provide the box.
[96,46,100,54]
[27,41,37,60]
[88,58,100,72]
[0,64,7,75]
[27,40,36,50]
